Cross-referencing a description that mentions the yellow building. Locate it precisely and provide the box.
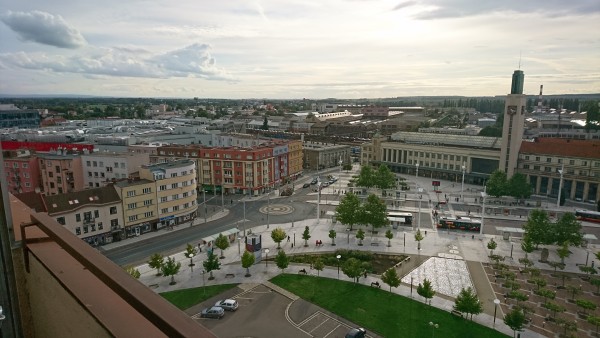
[288,139,304,179]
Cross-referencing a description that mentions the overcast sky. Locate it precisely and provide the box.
[1,0,599,99]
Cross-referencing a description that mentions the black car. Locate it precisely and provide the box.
[345,328,366,338]
[310,179,318,185]
[303,183,311,188]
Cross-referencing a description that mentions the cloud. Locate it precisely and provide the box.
[0,44,234,81]
[0,10,86,48]
[392,1,417,11]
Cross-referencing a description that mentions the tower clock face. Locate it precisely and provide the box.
[507,106,517,115]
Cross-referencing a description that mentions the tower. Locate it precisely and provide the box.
[499,70,527,177]
[536,85,543,113]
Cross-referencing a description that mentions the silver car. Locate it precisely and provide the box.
[200,306,225,319]
[215,299,239,311]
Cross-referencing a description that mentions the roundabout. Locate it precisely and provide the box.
[259,204,295,215]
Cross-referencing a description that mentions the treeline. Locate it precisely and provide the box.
[442,98,505,114]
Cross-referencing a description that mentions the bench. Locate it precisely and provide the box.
[225,273,235,279]
[371,242,380,246]
[450,310,463,318]
[298,269,307,275]
[370,281,381,288]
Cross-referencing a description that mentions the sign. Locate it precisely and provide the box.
[432,181,440,187]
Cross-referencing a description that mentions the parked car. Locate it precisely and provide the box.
[310,179,318,185]
[303,183,311,188]
[200,306,225,319]
[345,328,366,338]
[215,299,239,311]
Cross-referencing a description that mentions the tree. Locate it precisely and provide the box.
[356,165,375,188]
[125,266,141,279]
[576,299,597,316]
[381,268,401,292]
[415,229,424,252]
[486,170,507,197]
[453,287,483,320]
[356,229,365,246]
[361,194,389,234]
[487,238,497,256]
[554,212,584,246]
[203,251,221,280]
[275,250,289,273]
[302,226,311,247]
[342,258,364,283]
[588,315,600,337]
[590,278,600,294]
[532,277,547,291]
[148,253,164,276]
[313,258,324,276]
[521,236,535,260]
[271,228,287,249]
[535,288,556,305]
[523,209,552,246]
[507,173,531,199]
[241,250,255,277]
[185,243,198,265]
[416,278,435,305]
[566,284,582,301]
[214,233,230,259]
[543,301,565,320]
[504,308,526,338]
[329,230,337,246]
[508,290,529,306]
[579,265,598,278]
[161,257,181,285]
[343,163,352,171]
[261,115,269,130]
[335,193,362,230]
[556,241,571,264]
[374,164,396,190]
[385,229,393,247]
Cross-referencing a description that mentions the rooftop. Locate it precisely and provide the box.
[43,186,121,214]
[389,131,501,149]
[520,138,600,159]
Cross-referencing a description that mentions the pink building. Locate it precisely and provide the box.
[2,149,40,194]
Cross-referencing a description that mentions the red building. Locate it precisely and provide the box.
[2,149,41,194]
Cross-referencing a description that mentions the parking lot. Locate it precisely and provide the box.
[187,283,377,338]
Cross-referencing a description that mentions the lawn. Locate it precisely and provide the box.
[271,274,508,338]
[160,284,238,310]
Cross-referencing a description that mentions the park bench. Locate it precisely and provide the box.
[298,269,307,275]
[370,281,381,288]
[450,310,463,318]
[225,273,235,278]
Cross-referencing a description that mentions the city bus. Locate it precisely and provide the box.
[437,217,481,232]
[387,211,413,229]
[575,210,600,224]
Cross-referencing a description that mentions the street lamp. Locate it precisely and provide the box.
[346,228,350,244]
[557,164,564,208]
[267,189,270,229]
[187,252,195,268]
[416,163,419,178]
[242,199,246,236]
[203,189,207,224]
[317,179,322,223]
[480,187,487,235]
[417,188,423,230]
[428,322,439,338]
[336,254,341,279]
[202,269,206,296]
[237,236,242,254]
[265,249,270,267]
[461,162,466,202]
[493,299,500,326]
[410,274,415,297]
[293,231,296,247]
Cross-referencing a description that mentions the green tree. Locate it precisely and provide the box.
[343,163,352,171]
[203,251,221,280]
[313,258,324,276]
[504,308,526,338]
[335,192,363,230]
[453,287,483,320]
[185,243,198,266]
[507,173,531,199]
[381,268,400,292]
[415,229,424,252]
[356,165,375,188]
[566,284,582,301]
[523,209,552,246]
[385,229,393,247]
[576,299,597,316]
[521,236,535,259]
[356,229,365,246]
[416,278,435,305]
[125,266,141,279]
[590,278,600,294]
[161,257,181,285]
[579,265,598,277]
[588,315,600,337]
[342,258,364,283]
[554,212,583,246]
[261,115,269,130]
[543,301,565,320]
[148,253,164,276]
[329,229,337,246]
[302,226,311,247]
[556,241,571,264]
[508,290,528,306]
[275,250,289,273]
[214,233,230,259]
[486,170,507,197]
[535,288,556,305]
[374,164,396,190]
[361,194,389,234]
[241,250,255,277]
[271,228,287,249]
[487,238,497,256]
[478,125,502,137]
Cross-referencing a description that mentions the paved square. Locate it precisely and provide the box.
[402,256,474,298]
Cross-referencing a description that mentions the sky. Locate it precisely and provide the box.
[0,0,599,99]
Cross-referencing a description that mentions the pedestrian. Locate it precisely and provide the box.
[287,236,290,242]
[363,271,367,278]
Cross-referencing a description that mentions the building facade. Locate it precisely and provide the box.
[81,151,149,188]
[2,150,40,194]
[303,142,351,170]
[37,151,84,195]
[499,70,527,177]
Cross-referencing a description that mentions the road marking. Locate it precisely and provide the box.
[322,324,340,338]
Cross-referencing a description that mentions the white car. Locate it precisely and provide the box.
[215,299,239,311]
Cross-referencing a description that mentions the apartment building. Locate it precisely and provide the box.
[288,139,303,179]
[37,150,84,195]
[2,149,40,194]
[15,186,124,246]
[81,151,149,188]
[303,142,351,170]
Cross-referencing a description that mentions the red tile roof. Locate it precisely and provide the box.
[520,138,600,159]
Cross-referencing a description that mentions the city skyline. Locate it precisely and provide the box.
[1,0,599,99]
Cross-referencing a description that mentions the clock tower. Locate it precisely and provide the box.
[499,70,526,178]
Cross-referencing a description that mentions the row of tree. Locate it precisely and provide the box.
[486,170,531,199]
[522,209,584,247]
[335,193,388,232]
[355,165,397,190]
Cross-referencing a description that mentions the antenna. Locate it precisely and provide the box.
[518,51,522,70]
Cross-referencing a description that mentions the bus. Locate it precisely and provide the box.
[387,211,413,229]
[437,217,481,232]
[575,210,600,224]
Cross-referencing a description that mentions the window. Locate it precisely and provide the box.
[523,164,530,169]
[88,171,92,177]
[99,161,104,167]
[76,227,81,235]
[110,206,117,214]
[143,187,151,194]
[23,163,28,168]
[94,172,98,177]
[544,167,552,172]
[91,224,96,232]
[534,165,540,170]
[86,161,91,167]
[582,161,587,166]
[127,190,136,197]
[183,192,189,198]
[57,217,65,225]
[98,222,103,230]
[171,173,178,178]
[128,203,137,209]
[128,215,138,222]
[120,163,125,169]
[184,203,190,209]
[524,155,530,160]
[173,205,179,211]
[171,183,178,189]
[160,185,167,191]
[546,158,552,163]
[93,161,97,167]
[172,194,179,200]
[144,199,152,206]
[24,172,30,178]
[535,157,540,161]
[76,214,81,222]
[161,208,168,214]
[83,226,88,233]
[569,160,575,165]
[49,172,53,178]
[94,210,100,218]
[144,211,153,218]
[161,196,168,202]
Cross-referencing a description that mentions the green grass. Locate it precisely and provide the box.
[160,284,238,310]
[271,274,508,338]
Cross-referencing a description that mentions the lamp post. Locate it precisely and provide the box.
[417,188,423,230]
[585,250,590,266]
[416,163,419,178]
[242,199,246,236]
[221,183,225,212]
[187,252,195,268]
[493,299,500,326]
[317,179,322,223]
[347,228,350,244]
[293,231,296,247]
[202,269,206,296]
[410,274,414,297]
[336,254,341,279]
[237,236,242,254]
[557,164,564,208]
[480,187,487,236]
[267,189,270,229]
[461,162,466,202]
[428,322,439,338]
[203,189,207,224]
[265,249,270,267]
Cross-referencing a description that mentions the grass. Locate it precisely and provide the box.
[160,284,238,310]
[271,274,508,338]
[289,249,407,274]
